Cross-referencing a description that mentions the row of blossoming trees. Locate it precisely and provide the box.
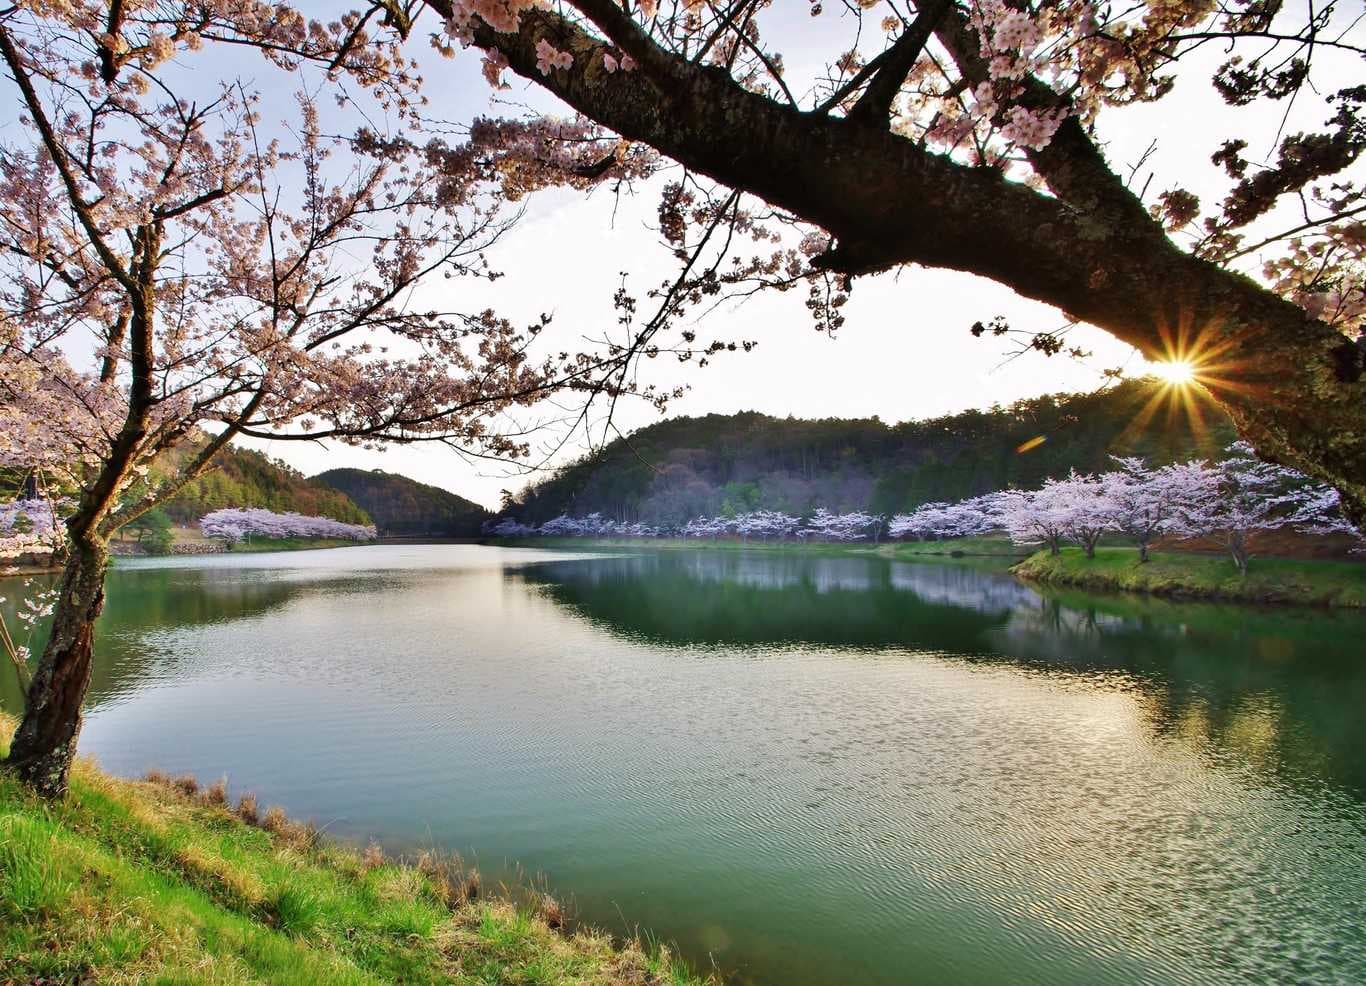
[199,508,376,544]
[0,501,377,556]
[490,444,1360,577]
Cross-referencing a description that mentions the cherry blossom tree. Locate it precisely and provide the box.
[888,494,1001,540]
[998,486,1069,556]
[1050,472,1112,559]
[412,0,1366,525]
[486,517,536,537]
[682,515,732,539]
[1174,442,1351,575]
[733,510,800,541]
[802,509,884,542]
[0,0,652,797]
[0,499,64,560]
[1098,457,1202,562]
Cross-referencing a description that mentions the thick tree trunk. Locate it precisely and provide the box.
[5,536,109,798]
[1137,542,1150,563]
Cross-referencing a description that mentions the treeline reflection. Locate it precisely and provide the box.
[521,552,1366,796]
[0,566,372,714]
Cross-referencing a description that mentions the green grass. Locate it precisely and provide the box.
[0,717,713,985]
[1013,547,1366,607]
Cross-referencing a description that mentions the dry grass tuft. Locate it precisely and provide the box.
[261,805,289,835]
[143,768,170,786]
[202,777,229,807]
[236,793,259,825]
[413,850,480,909]
[362,841,384,870]
[256,805,319,850]
[171,774,199,798]
[539,893,565,930]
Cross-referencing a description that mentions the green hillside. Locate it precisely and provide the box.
[314,469,489,537]
[503,378,1236,526]
[162,446,371,526]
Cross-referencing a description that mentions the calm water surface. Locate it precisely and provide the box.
[3,545,1365,985]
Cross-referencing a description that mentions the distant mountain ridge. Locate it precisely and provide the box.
[500,378,1237,527]
[313,468,489,537]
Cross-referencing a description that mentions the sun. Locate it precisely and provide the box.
[1147,359,1197,386]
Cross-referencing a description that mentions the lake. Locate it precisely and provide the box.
[3,544,1365,984]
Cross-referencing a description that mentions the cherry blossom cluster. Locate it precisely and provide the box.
[887,495,1005,540]
[890,443,1360,573]
[199,508,376,544]
[489,508,885,542]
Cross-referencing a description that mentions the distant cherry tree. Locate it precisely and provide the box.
[888,495,1002,541]
[1097,458,1197,562]
[1174,443,1350,575]
[1051,472,1112,559]
[998,486,1070,556]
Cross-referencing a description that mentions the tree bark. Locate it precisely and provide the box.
[1137,542,1150,563]
[432,3,1366,524]
[1229,534,1249,577]
[4,536,109,798]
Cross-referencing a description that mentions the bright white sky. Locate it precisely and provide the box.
[209,3,1359,509]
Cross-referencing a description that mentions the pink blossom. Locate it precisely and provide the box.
[535,39,572,76]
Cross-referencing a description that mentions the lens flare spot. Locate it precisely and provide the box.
[1148,360,1197,386]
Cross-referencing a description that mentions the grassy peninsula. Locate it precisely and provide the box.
[0,718,710,986]
[1013,547,1366,607]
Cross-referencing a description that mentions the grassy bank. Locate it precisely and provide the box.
[0,718,710,985]
[1013,547,1366,607]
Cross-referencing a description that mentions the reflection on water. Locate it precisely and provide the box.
[2,545,1365,985]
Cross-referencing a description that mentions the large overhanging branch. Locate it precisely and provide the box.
[420,1,1366,524]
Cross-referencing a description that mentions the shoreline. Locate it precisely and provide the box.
[488,536,1366,608]
[485,535,1029,565]
[0,714,714,984]
[1012,547,1366,608]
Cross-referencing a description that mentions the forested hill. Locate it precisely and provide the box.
[503,378,1237,526]
[313,469,489,537]
[163,446,370,525]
